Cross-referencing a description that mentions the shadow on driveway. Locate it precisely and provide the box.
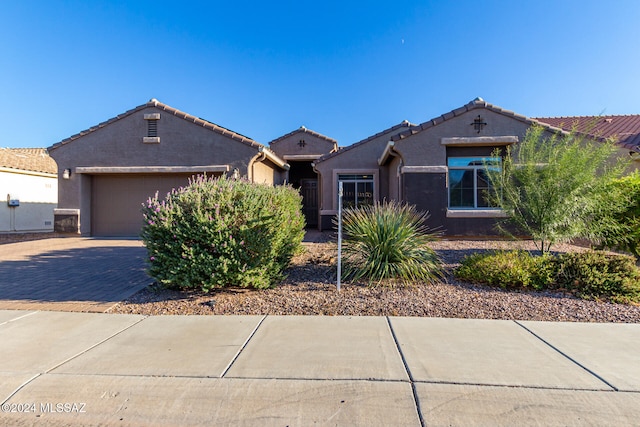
[0,239,152,312]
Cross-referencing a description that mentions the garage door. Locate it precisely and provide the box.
[92,174,202,236]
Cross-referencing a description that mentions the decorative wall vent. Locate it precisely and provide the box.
[143,113,160,143]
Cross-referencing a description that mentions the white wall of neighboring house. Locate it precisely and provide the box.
[0,168,58,232]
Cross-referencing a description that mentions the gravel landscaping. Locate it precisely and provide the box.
[110,237,640,323]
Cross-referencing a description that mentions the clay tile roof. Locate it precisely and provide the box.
[534,115,640,152]
[314,120,414,164]
[49,99,263,151]
[0,148,57,174]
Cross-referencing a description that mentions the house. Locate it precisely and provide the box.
[50,97,640,237]
[0,148,58,232]
[534,115,640,156]
[268,126,338,227]
[313,98,640,235]
[48,99,289,236]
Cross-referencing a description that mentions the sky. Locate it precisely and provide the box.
[2,0,640,149]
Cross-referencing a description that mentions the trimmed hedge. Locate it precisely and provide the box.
[455,250,640,304]
[141,175,305,290]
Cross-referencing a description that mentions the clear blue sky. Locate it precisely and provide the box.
[2,1,639,149]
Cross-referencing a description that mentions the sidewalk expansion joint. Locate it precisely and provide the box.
[1,373,42,406]
[412,379,619,393]
[514,320,619,392]
[44,315,149,375]
[219,314,267,378]
[386,316,426,427]
[0,310,38,326]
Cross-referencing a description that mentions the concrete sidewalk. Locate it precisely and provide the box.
[0,312,639,426]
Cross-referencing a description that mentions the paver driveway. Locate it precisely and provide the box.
[0,238,151,312]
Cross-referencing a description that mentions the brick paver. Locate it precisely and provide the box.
[0,238,152,312]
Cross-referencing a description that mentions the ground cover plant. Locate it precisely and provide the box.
[455,249,640,304]
[339,200,443,286]
[141,175,305,290]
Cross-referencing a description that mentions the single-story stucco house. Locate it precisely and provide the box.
[48,97,640,237]
[48,99,289,236]
[0,148,58,232]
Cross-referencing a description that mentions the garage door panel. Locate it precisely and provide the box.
[92,174,199,237]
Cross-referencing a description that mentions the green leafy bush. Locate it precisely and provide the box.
[454,250,554,290]
[141,175,305,290]
[339,200,442,286]
[600,172,640,259]
[455,249,640,304]
[550,251,640,303]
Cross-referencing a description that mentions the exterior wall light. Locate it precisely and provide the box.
[62,169,71,180]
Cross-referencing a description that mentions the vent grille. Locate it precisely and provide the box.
[147,120,158,137]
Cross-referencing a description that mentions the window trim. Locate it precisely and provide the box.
[447,156,501,210]
[332,169,378,210]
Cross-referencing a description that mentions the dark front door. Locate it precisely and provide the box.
[300,179,318,227]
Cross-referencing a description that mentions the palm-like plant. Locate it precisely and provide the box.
[339,200,442,286]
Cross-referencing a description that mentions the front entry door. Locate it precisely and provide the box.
[300,179,318,227]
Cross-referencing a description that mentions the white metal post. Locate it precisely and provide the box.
[337,181,343,292]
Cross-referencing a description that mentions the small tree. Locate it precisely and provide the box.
[485,125,629,255]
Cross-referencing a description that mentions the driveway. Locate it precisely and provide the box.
[0,238,151,312]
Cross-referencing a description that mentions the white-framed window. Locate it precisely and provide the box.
[338,173,374,209]
[448,157,500,209]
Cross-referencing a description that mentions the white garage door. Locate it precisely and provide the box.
[91,174,201,236]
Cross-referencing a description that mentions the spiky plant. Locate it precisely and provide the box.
[338,200,442,286]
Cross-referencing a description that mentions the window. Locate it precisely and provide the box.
[338,174,374,209]
[448,157,500,209]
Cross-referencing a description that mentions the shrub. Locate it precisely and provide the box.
[339,200,442,286]
[141,175,305,291]
[454,250,554,290]
[550,251,640,304]
[455,249,640,304]
[600,172,640,259]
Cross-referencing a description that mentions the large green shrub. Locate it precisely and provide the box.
[454,250,554,290]
[141,175,305,290]
[600,171,640,258]
[455,250,640,304]
[339,200,442,286]
[550,251,640,304]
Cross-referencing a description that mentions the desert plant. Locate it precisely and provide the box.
[141,175,305,291]
[485,125,629,255]
[455,249,640,304]
[338,200,442,286]
[550,251,640,303]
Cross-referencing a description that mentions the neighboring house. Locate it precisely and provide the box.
[534,115,640,159]
[0,148,58,232]
[48,99,288,237]
[50,97,640,237]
